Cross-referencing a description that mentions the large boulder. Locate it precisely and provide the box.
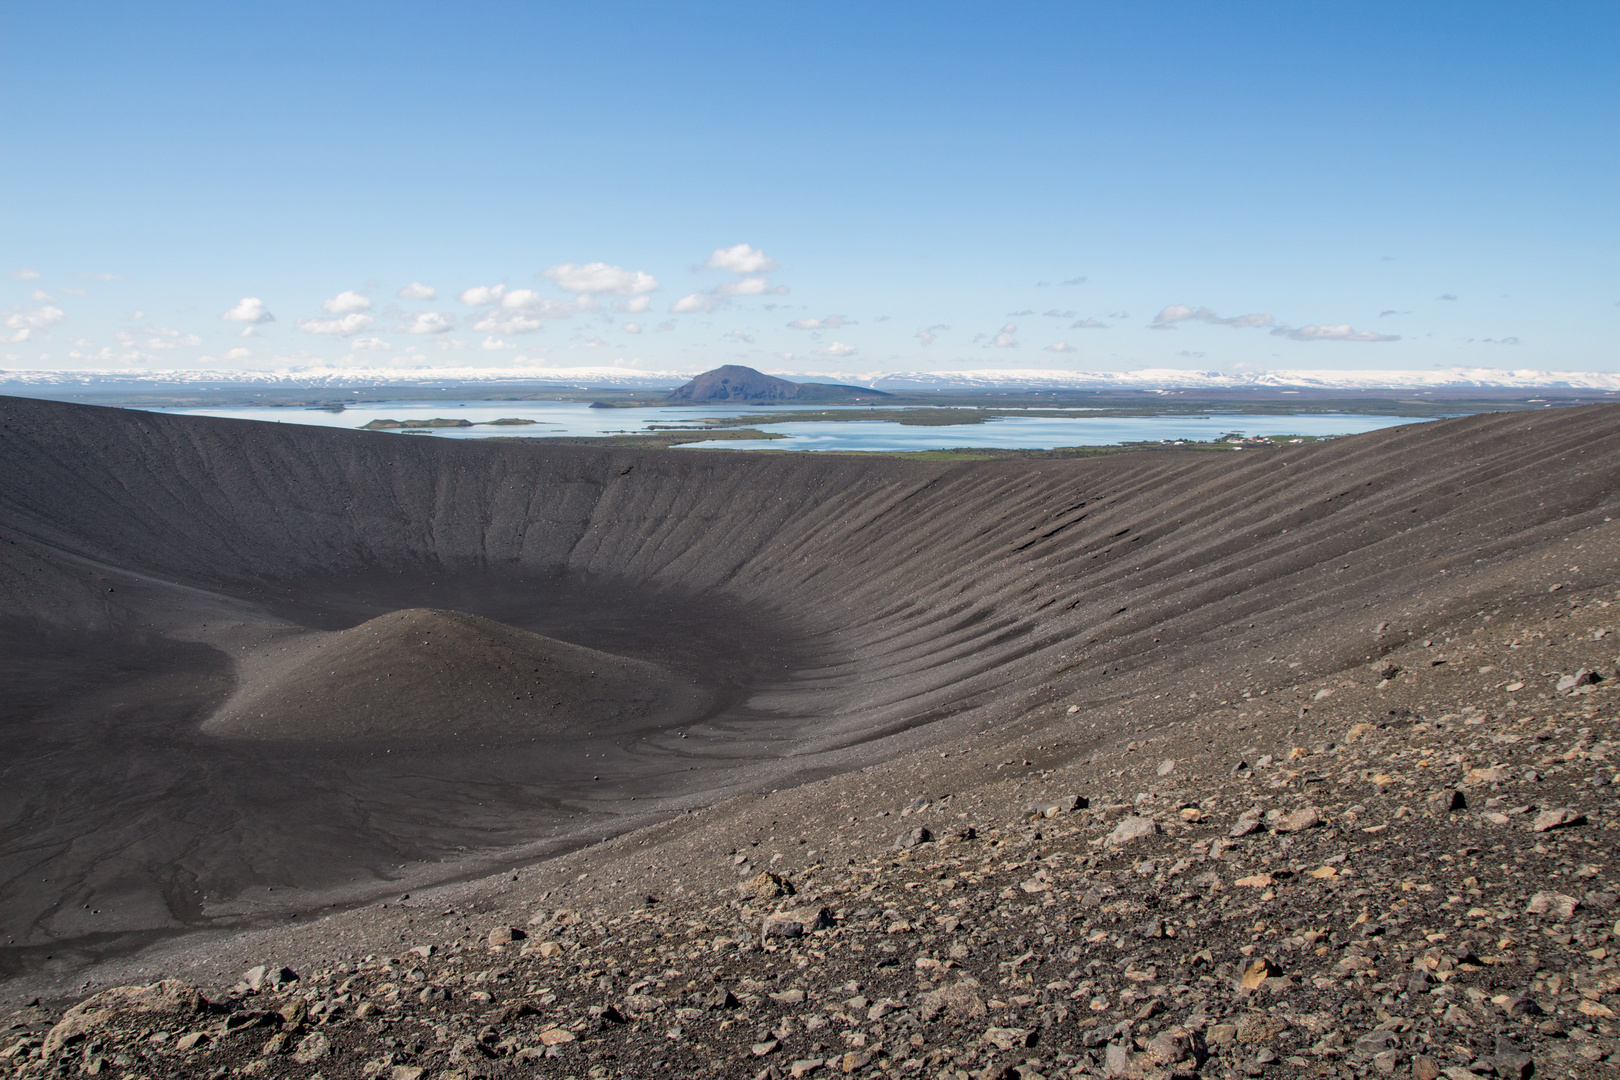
[44,980,208,1055]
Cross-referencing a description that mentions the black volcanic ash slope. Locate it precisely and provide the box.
[2,396,1620,985]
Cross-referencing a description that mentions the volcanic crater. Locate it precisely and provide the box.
[3,394,1619,991]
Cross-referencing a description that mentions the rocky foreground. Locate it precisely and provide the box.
[8,585,1620,1080]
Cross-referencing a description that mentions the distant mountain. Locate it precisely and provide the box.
[665,365,890,403]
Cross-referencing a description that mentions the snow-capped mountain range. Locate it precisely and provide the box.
[3,365,1619,392]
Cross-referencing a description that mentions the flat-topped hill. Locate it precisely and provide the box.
[666,364,889,402]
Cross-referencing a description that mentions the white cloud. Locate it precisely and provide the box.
[724,330,755,344]
[138,326,201,349]
[656,320,676,331]
[1043,309,1075,318]
[459,284,506,306]
[1009,309,1034,317]
[573,336,609,349]
[221,297,274,323]
[470,311,542,334]
[1044,340,1077,353]
[704,243,778,275]
[322,290,372,315]
[30,290,54,302]
[1151,304,1275,330]
[715,276,787,297]
[60,287,87,296]
[1070,318,1108,329]
[622,322,642,334]
[396,282,437,301]
[816,341,857,357]
[480,336,517,350]
[225,347,252,361]
[915,329,937,346]
[1060,276,1087,286]
[615,295,651,314]
[500,290,595,318]
[1271,323,1399,343]
[541,262,659,295]
[4,305,66,339]
[672,249,789,313]
[352,337,393,351]
[11,268,40,280]
[991,323,1018,348]
[297,313,374,336]
[404,312,455,335]
[788,314,849,330]
[671,292,721,314]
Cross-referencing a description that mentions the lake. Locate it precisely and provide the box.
[137,401,1429,451]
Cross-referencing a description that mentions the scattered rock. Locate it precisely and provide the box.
[761,906,833,940]
[1466,766,1510,785]
[893,826,932,851]
[1106,816,1158,846]
[1427,789,1467,814]
[1492,1037,1535,1080]
[291,1032,330,1064]
[1236,1011,1287,1044]
[1556,668,1597,692]
[983,1027,1035,1051]
[1239,960,1276,991]
[486,925,525,947]
[1527,891,1580,919]
[1229,811,1264,837]
[1273,807,1322,833]
[1532,807,1586,831]
[739,871,794,900]
[917,980,986,1020]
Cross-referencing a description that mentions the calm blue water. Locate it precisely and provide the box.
[676,412,1422,451]
[137,401,1427,451]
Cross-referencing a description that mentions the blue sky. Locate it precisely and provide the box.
[3,1,1616,377]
